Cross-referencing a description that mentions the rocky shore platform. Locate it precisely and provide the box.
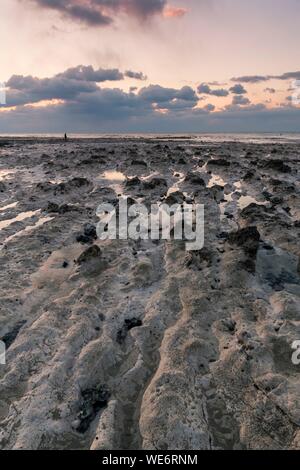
[0,136,299,450]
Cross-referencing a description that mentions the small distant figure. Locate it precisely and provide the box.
[64,133,68,141]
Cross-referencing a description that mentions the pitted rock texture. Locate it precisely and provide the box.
[0,136,299,450]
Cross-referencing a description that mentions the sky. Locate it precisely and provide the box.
[0,0,300,133]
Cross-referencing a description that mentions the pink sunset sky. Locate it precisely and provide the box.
[1,0,300,132]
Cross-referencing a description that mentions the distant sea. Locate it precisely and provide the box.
[1,133,300,144]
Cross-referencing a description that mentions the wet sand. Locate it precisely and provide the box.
[0,136,299,450]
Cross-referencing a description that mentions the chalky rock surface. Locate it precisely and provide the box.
[0,136,299,450]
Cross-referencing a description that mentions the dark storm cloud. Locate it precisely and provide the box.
[210,89,229,97]
[197,83,229,97]
[275,71,300,81]
[2,98,300,134]
[231,95,250,106]
[27,0,170,26]
[5,66,147,106]
[138,84,198,109]
[2,65,300,134]
[224,101,266,113]
[231,75,270,84]
[3,68,202,123]
[125,70,147,80]
[229,83,247,95]
[57,65,124,82]
[6,74,99,105]
[197,83,211,94]
[31,0,112,25]
[232,71,300,83]
[66,87,149,119]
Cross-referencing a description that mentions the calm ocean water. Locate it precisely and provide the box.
[1,133,300,144]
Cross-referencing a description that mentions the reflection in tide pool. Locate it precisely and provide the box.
[0,202,18,212]
[0,210,40,230]
[1,215,53,246]
[0,169,15,180]
[98,170,126,194]
[101,170,126,182]
[207,174,226,188]
[238,195,267,210]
